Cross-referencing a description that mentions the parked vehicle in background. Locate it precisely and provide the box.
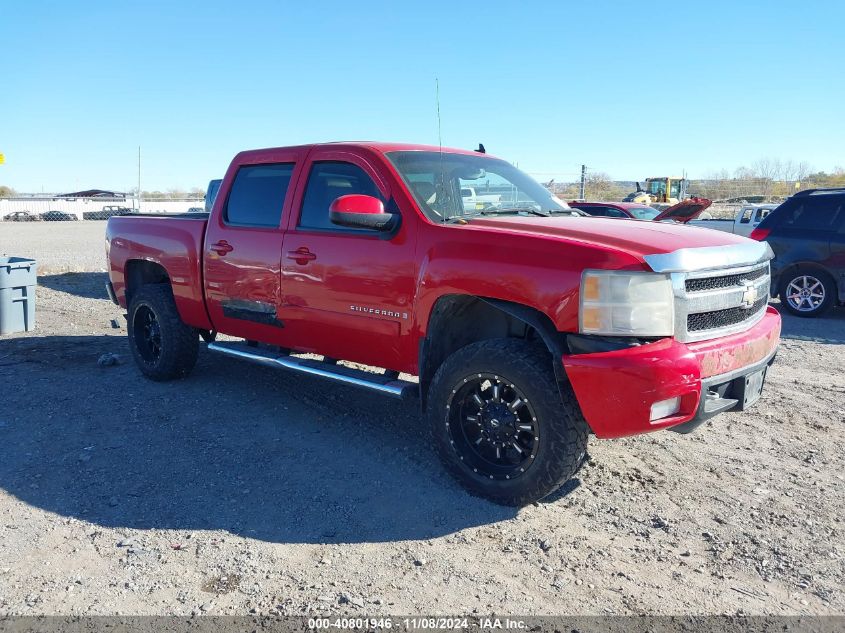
[569,197,712,223]
[106,142,780,505]
[569,201,659,220]
[2,211,41,222]
[750,188,845,317]
[205,179,222,214]
[103,205,135,216]
[82,205,135,220]
[40,210,78,221]
[624,177,689,205]
[689,204,777,237]
[460,186,502,212]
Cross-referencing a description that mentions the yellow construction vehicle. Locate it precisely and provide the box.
[624,177,688,206]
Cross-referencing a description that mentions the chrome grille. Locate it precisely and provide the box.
[685,266,768,293]
[687,296,769,332]
[672,262,771,342]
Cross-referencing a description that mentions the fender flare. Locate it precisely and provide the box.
[478,298,569,385]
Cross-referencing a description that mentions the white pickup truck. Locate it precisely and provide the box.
[688,203,778,237]
[460,186,501,211]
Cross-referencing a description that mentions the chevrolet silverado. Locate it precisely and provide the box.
[105,142,781,505]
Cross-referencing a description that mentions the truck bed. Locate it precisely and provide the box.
[121,212,210,219]
[105,213,211,329]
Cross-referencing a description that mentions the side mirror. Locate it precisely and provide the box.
[329,194,399,231]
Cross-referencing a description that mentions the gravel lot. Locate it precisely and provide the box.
[0,221,109,274]
[0,222,843,617]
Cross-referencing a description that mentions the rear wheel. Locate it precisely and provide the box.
[428,339,589,506]
[127,284,198,380]
[779,270,835,317]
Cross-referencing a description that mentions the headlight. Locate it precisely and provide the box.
[579,270,674,336]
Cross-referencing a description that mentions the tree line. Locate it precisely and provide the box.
[131,187,206,200]
[550,159,844,203]
[693,160,844,201]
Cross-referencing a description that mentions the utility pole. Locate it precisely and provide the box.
[137,146,141,211]
[579,164,587,200]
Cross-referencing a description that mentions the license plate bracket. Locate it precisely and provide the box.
[736,366,767,410]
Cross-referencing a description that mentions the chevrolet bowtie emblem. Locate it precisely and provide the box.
[740,282,758,309]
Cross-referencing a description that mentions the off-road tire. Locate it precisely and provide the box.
[779,269,836,318]
[428,338,589,506]
[127,284,198,381]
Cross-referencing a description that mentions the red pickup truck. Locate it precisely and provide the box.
[105,142,781,505]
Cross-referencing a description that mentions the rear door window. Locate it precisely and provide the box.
[224,164,294,227]
[781,196,844,231]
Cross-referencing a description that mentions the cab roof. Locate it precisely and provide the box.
[235,141,493,161]
[335,141,486,155]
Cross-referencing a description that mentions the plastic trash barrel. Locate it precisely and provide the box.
[0,257,37,335]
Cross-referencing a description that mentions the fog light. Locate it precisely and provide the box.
[650,396,681,422]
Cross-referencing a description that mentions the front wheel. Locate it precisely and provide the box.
[779,270,836,317]
[428,339,589,506]
[127,284,198,381]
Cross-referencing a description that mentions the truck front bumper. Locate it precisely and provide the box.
[562,306,781,439]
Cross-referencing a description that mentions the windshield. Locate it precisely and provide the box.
[628,206,660,220]
[386,151,571,222]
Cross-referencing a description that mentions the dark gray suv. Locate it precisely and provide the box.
[751,188,845,317]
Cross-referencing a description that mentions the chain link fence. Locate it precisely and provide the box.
[0,196,204,222]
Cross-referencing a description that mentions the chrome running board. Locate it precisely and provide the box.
[207,342,417,400]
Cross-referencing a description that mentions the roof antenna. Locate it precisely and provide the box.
[435,78,448,221]
[476,143,486,154]
[435,78,443,152]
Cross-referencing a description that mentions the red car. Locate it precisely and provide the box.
[570,198,712,223]
[106,142,779,505]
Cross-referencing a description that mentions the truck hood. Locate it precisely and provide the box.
[467,214,750,262]
[652,197,712,223]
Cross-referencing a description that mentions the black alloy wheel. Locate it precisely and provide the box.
[446,373,539,481]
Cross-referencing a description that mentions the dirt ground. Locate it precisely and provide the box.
[0,221,109,274]
[0,222,843,617]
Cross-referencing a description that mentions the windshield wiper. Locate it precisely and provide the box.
[478,207,550,217]
[443,207,556,223]
[443,214,475,224]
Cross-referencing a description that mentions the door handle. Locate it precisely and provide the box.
[287,247,317,264]
[211,240,234,255]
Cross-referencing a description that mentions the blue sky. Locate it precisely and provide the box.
[2,0,843,192]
